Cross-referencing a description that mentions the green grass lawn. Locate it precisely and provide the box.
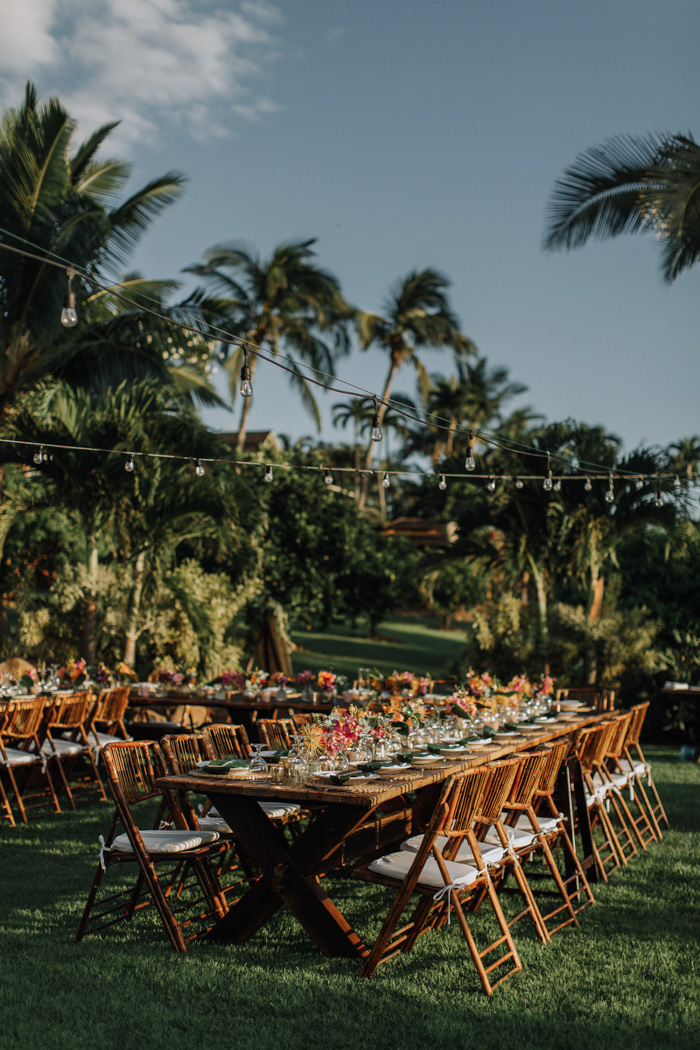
[290,612,467,680]
[1,747,698,1050]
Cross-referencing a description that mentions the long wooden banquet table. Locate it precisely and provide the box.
[156,709,606,959]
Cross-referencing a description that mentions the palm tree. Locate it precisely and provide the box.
[0,82,193,424]
[424,356,527,465]
[543,131,700,283]
[186,239,351,450]
[356,269,472,503]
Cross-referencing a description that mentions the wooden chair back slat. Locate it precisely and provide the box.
[506,752,551,807]
[256,718,294,750]
[1,697,46,740]
[161,734,206,775]
[201,723,251,760]
[475,758,520,822]
[102,740,161,804]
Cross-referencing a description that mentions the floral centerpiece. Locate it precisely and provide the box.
[156,667,197,689]
[384,671,433,696]
[389,701,427,736]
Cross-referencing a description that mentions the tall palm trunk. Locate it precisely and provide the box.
[82,537,99,663]
[584,566,605,685]
[123,549,147,667]
[526,552,549,674]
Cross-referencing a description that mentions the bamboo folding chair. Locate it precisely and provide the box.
[200,724,302,833]
[620,702,669,834]
[492,747,595,937]
[597,712,658,851]
[41,692,107,807]
[0,696,60,824]
[291,712,315,729]
[255,718,295,750]
[77,740,228,952]
[89,686,131,753]
[353,768,522,993]
[573,723,626,881]
[557,687,616,711]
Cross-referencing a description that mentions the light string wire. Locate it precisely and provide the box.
[0,228,692,484]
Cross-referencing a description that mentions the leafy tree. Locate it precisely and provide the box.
[356,269,472,502]
[186,239,351,449]
[0,82,219,427]
[543,131,700,283]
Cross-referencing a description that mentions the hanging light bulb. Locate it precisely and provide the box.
[584,477,592,492]
[194,459,205,477]
[438,474,447,491]
[60,269,78,327]
[371,398,383,442]
[553,478,562,492]
[264,464,273,483]
[571,455,580,472]
[239,346,253,398]
[465,431,476,471]
[324,467,333,485]
[605,473,614,504]
[125,454,135,472]
[33,445,45,465]
[673,474,681,491]
[382,472,391,488]
[487,476,496,492]
[543,454,552,491]
[515,477,524,490]
[635,478,644,491]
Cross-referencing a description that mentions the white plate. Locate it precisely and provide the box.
[376,763,413,776]
[560,701,584,709]
[493,732,520,738]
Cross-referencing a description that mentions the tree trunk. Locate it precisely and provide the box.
[584,572,605,685]
[82,538,99,663]
[527,554,549,673]
[123,549,147,667]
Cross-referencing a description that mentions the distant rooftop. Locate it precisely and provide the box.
[217,430,280,453]
[381,517,457,546]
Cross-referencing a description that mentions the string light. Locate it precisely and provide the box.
[487,476,496,492]
[465,431,476,472]
[553,478,562,492]
[194,459,205,477]
[264,464,273,483]
[324,467,333,485]
[371,398,383,442]
[239,346,253,398]
[515,478,524,489]
[60,268,78,327]
[382,472,391,488]
[438,474,447,491]
[635,478,644,491]
[605,473,614,504]
[4,228,690,494]
[33,445,46,465]
[125,454,135,472]
[673,474,681,491]
[584,477,592,493]
[543,453,553,491]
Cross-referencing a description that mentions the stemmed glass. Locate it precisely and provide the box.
[249,743,268,773]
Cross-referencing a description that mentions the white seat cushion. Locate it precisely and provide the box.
[618,759,646,777]
[91,730,132,748]
[483,824,537,849]
[368,850,485,890]
[400,834,505,866]
[259,801,300,819]
[0,747,40,766]
[41,738,85,756]
[208,802,300,821]
[197,816,233,835]
[111,829,219,854]
[499,812,560,835]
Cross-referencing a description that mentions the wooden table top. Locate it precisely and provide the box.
[157,710,606,809]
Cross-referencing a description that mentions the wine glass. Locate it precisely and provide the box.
[249,743,268,774]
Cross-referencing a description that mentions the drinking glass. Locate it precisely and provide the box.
[249,743,268,773]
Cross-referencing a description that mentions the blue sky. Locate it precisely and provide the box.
[1,0,698,453]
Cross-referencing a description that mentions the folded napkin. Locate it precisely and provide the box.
[328,771,371,786]
[357,759,393,773]
[202,757,249,774]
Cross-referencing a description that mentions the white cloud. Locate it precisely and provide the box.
[0,0,283,150]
